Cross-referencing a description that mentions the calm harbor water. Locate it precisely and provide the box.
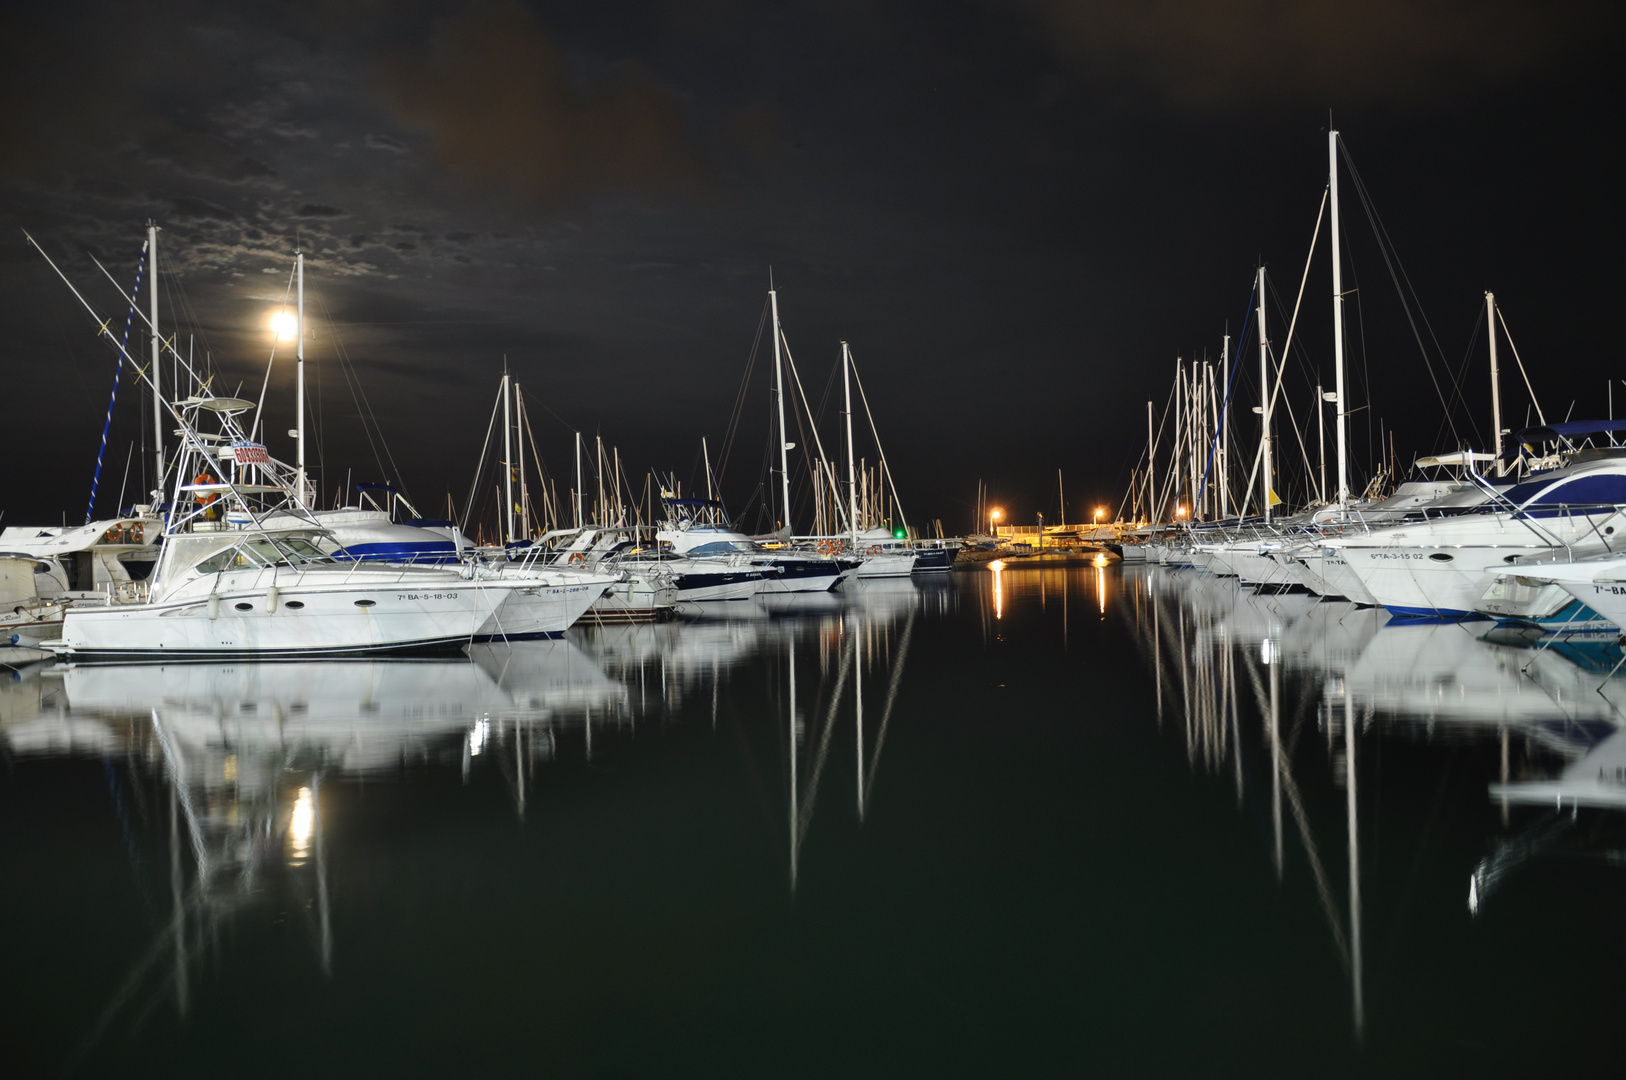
[4,562,1625,1076]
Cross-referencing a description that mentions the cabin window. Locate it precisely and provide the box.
[285,601,305,610]
[354,599,376,608]
[234,602,253,611]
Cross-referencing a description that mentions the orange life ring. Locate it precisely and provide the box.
[194,474,221,521]
[568,551,588,565]
[815,539,837,556]
[866,546,882,556]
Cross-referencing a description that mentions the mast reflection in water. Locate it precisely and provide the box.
[4,567,1626,1074]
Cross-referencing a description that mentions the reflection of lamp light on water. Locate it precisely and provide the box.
[289,785,314,863]
[468,717,489,757]
[990,558,1004,619]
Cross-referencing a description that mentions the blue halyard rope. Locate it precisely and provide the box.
[86,243,147,524]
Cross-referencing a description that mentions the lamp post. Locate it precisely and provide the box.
[990,507,1002,542]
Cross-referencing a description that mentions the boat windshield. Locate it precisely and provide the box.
[194,536,336,574]
[688,540,762,555]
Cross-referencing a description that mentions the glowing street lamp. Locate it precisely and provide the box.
[989,506,1002,538]
[1176,505,1188,518]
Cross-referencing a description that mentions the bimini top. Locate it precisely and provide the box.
[1499,420,1626,464]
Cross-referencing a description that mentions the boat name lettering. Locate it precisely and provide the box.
[1368,552,1427,561]
[396,592,459,600]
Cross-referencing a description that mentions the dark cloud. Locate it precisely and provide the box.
[1013,0,1620,108]
[379,2,706,203]
[296,203,347,218]
[363,133,410,152]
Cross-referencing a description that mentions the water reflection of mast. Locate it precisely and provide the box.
[855,613,865,822]
[1346,686,1364,1039]
[789,642,799,891]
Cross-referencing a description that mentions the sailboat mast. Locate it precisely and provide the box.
[1146,400,1156,523]
[574,432,583,528]
[1173,359,1184,517]
[1487,291,1504,476]
[771,287,791,532]
[295,247,306,506]
[1206,362,1218,519]
[502,369,514,544]
[149,222,164,500]
[1257,265,1272,525]
[844,341,859,549]
[1058,469,1065,528]
[703,436,714,503]
[516,382,528,538]
[1330,129,1349,507]
[1317,383,1327,503]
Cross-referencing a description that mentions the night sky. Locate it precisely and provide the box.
[4,1,1621,533]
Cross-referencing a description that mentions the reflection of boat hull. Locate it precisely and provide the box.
[476,577,616,640]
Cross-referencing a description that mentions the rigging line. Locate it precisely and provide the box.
[779,329,848,533]
[1337,137,1466,447]
[1234,189,1326,515]
[846,349,908,528]
[1149,374,1179,519]
[517,385,579,434]
[314,287,407,494]
[1196,283,1256,518]
[1495,304,1547,425]
[250,268,298,441]
[1430,302,1487,454]
[717,295,773,484]
[461,389,505,534]
[87,242,148,524]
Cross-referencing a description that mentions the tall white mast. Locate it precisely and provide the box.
[1173,359,1184,517]
[1317,383,1327,503]
[516,384,529,538]
[703,436,714,503]
[1206,362,1218,519]
[502,369,514,544]
[574,432,583,528]
[843,341,859,549]
[149,222,164,500]
[1330,129,1349,508]
[1257,265,1272,524]
[771,286,791,532]
[1146,400,1156,523]
[595,436,605,527]
[1487,291,1504,476]
[295,247,306,506]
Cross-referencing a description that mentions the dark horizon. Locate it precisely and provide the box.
[4,1,1622,534]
